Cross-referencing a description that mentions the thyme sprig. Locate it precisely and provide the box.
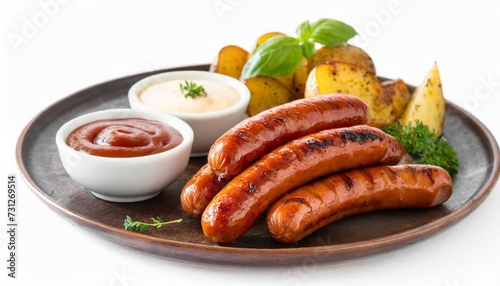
[124,215,182,233]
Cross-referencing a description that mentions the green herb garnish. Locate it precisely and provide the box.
[180,80,207,99]
[383,120,459,175]
[242,18,357,79]
[123,215,182,233]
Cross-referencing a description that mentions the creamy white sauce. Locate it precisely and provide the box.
[139,79,240,113]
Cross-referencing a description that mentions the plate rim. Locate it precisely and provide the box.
[15,64,500,266]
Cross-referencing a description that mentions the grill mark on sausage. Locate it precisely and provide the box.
[385,166,399,184]
[403,164,419,184]
[341,130,380,144]
[420,165,436,184]
[322,99,341,110]
[261,116,286,132]
[232,129,252,142]
[306,138,336,150]
[282,197,306,205]
[304,180,329,204]
[338,173,354,190]
[357,168,376,190]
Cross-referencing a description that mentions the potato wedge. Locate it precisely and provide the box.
[400,62,445,137]
[305,61,392,126]
[244,76,296,116]
[308,44,376,75]
[382,79,411,121]
[209,45,249,79]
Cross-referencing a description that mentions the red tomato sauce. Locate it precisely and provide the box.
[66,118,183,158]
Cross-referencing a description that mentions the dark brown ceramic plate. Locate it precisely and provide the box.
[16,64,500,266]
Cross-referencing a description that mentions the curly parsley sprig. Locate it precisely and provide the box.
[124,215,182,233]
[383,120,459,175]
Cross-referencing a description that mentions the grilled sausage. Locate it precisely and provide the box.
[180,164,229,218]
[207,93,369,181]
[201,125,409,243]
[266,164,453,244]
[183,127,411,219]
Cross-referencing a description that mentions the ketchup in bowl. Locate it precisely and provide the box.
[66,118,183,158]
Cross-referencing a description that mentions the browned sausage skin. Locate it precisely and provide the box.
[182,122,410,219]
[266,164,453,244]
[207,93,369,181]
[180,164,229,218]
[201,125,409,243]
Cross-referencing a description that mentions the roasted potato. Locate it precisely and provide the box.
[305,61,392,126]
[400,62,445,137]
[292,57,309,99]
[209,45,249,79]
[244,76,296,116]
[254,31,285,47]
[308,44,376,75]
[249,31,295,92]
[382,79,411,121]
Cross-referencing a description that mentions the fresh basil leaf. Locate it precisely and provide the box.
[242,35,302,79]
[311,18,357,47]
[296,20,312,42]
[301,41,315,59]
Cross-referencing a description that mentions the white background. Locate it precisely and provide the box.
[1,0,500,285]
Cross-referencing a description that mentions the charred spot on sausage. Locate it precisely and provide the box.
[247,181,257,194]
[306,138,336,149]
[341,130,380,143]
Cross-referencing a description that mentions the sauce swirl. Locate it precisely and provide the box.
[66,118,183,158]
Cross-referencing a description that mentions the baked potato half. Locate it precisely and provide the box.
[305,61,392,126]
[400,62,445,137]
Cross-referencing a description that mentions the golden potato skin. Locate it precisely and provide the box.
[305,61,392,126]
[254,31,285,47]
[400,62,445,137]
[292,57,309,99]
[209,45,249,79]
[244,76,296,116]
[308,44,376,75]
[382,79,411,121]
[244,31,295,93]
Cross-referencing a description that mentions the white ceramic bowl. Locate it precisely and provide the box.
[55,108,193,203]
[128,70,250,156]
